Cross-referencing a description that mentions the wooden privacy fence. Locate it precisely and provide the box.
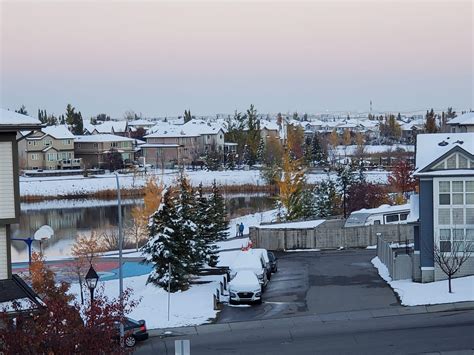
[250,219,414,251]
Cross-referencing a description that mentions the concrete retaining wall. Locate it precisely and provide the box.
[250,220,414,251]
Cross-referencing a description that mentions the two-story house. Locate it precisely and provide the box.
[74,134,137,169]
[413,132,474,283]
[446,112,474,133]
[18,125,79,170]
[142,119,225,168]
[0,108,44,315]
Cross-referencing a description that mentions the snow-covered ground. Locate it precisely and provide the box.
[67,209,279,329]
[372,257,474,306]
[68,273,223,329]
[19,169,389,197]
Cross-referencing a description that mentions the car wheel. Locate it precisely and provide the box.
[255,298,262,305]
[125,335,136,348]
[229,299,236,305]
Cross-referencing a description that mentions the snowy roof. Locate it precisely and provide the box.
[42,125,75,139]
[414,133,474,173]
[127,119,154,127]
[145,119,224,138]
[74,134,136,143]
[260,120,279,131]
[88,121,128,134]
[0,108,42,131]
[447,112,474,126]
[258,219,326,229]
[351,202,411,215]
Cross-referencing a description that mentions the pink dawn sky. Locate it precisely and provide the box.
[0,0,472,118]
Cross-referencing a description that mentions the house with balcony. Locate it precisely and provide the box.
[143,119,225,168]
[17,125,80,170]
[413,132,474,282]
[74,134,138,169]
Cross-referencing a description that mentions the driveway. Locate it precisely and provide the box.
[217,249,399,323]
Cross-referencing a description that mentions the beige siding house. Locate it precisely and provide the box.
[18,125,79,170]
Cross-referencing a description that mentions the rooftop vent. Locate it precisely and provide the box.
[454,140,464,144]
[438,140,449,146]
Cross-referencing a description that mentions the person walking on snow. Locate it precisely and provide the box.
[235,224,240,237]
[239,222,244,237]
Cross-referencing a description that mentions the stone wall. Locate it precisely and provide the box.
[250,220,414,251]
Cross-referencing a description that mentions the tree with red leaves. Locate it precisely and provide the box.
[346,182,389,214]
[0,253,140,354]
[388,160,417,195]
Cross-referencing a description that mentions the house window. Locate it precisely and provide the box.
[439,229,451,252]
[28,141,32,145]
[438,209,450,224]
[47,153,56,161]
[459,155,468,169]
[31,153,38,160]
[446,155,456,169]
[93,143,98,148]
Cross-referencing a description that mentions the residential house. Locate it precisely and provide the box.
[143,119,225,168]
[0,108,44,316]
[74,134,138,169]
[17,125,80,170]
[413,132,474,282]
[83,120,128,136]
[446,112,474,133]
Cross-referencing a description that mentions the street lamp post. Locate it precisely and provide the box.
[85,265,99,306]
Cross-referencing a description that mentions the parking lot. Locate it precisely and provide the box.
[218,249,399,323]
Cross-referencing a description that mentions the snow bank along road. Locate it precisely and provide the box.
[19,169,389,197]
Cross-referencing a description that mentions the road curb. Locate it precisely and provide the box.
[146,301,474,337]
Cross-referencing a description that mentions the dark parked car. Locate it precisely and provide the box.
[268,252,278,273]
[117,317,149,347]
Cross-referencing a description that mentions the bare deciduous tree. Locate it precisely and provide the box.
[433,238,473,293]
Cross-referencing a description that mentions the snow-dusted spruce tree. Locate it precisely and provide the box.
[225,152,236,170]
[257,138,265,164]
[175,174,203,274]
[195,184,219,267]
[314,179,338,217]
[142,179,196,292]
[209,180,229,241]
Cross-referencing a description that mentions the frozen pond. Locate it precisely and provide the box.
[11,194,274,262]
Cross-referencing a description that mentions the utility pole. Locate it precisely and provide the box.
[115,173,124,348]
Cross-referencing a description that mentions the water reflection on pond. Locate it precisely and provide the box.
[11,194,275,262]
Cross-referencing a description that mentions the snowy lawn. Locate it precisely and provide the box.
[20,169,389,197]
[372,257,474,306]
[69,273,223,329]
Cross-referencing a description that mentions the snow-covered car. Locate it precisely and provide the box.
[228,270,262,305]
[250,249,272,280]
[230,251,268,288]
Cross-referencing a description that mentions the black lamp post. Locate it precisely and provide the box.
[85,265,99,306]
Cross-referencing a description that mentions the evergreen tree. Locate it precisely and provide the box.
[424,108,438,133]
[303,136,312,166]
[257,138,265,164]
[314,179,337,218]
[300,187,316,219]
[176,175,202,273]
[225,152,236,170]
[184,110,193,123]
[142,189,191,291]
[336,164,357,218]
[209,180,229,241]
[205,146,221,171]
[15,105,28,115]
[65,104,84,135]
[311,133,326,166]
[195,184,219,267]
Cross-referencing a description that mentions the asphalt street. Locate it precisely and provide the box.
[136,309,474,354]
[218,249,399,322]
